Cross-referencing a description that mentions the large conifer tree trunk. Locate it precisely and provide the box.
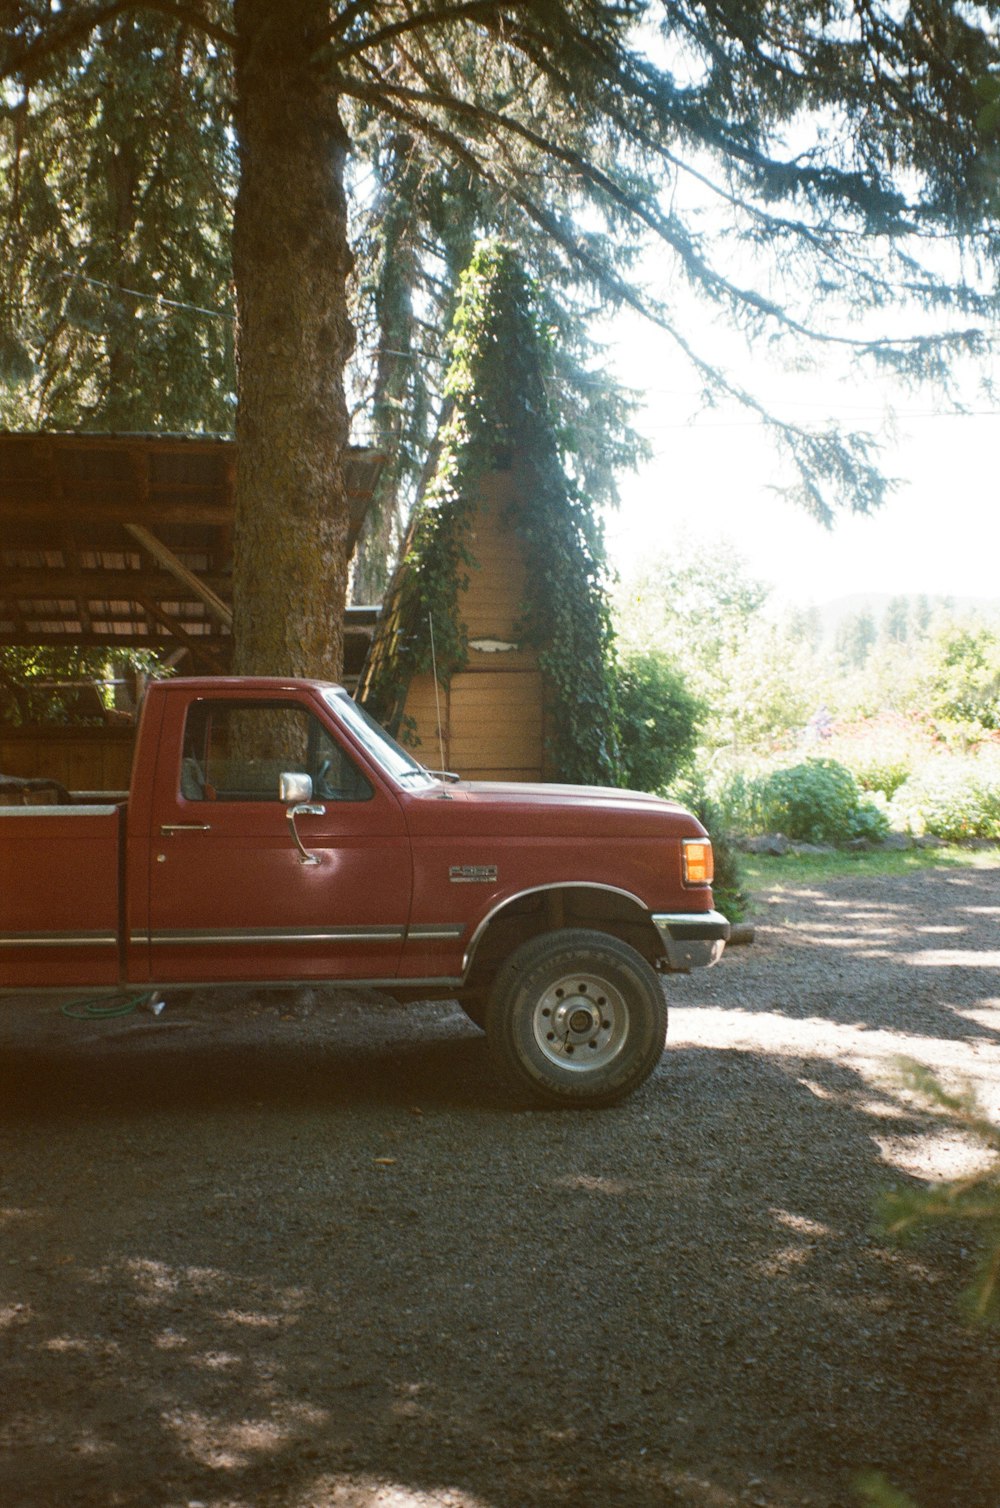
[230,0,353,678]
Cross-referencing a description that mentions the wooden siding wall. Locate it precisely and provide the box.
[401,468,548,781]
[405,670,544,782]
[0,727,134,793]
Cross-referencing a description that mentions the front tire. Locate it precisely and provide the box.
[485,929,668,1107]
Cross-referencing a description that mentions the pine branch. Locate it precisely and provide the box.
[345,70,987,369]
[315,1,532,67]
[343,77,892,523]
[1,1,236,81]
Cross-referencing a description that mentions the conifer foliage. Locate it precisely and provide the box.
[2,3,998,678]
[1,10,235,431]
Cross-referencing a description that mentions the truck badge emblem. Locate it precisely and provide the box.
[449,864,498,884]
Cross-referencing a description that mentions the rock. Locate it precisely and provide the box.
[740,834,790,856]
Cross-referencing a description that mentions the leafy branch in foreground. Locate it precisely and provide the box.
[853,1063,1000,1508]
[854,1470,920,1508]
[881,1061,1000,1326]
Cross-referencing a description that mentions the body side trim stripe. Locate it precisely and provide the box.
[1,975,466,998]
[0,805,118,818]
[0,931,118,948]
[130,924,465,948]
[138,926,406,947]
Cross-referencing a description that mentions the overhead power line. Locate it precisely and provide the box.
[58,270,234,321]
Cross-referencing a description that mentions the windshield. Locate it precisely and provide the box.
[324,691,436,788]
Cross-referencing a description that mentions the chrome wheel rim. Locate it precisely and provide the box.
[531,971,629,1072]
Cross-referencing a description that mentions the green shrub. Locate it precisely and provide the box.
[0,647,160,726]
[850,756,911,801]
[703,764,769,835]
[889,755,1000,840]
[927,620,1000,731]
[616,650,702,795]
[753,758,890,845]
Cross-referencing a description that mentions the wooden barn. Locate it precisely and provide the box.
[360,461,550,783]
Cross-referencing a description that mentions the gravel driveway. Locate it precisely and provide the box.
[2,863,1000,1508]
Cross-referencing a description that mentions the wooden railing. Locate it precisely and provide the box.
[0,726,135,794]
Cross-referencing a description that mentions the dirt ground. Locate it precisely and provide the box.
[2,862,1000,1508]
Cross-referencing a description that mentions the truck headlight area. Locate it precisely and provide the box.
[682,838,714,887]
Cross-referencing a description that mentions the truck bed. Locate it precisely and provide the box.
[0,805,123,989]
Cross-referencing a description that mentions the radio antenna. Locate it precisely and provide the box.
[428,613,447,773]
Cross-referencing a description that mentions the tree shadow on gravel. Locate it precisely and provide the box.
[2,1008,1000,1508]
[1,1000,507,1122]
[702,866,1000,1043]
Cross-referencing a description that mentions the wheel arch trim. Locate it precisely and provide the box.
[461,881,651,978]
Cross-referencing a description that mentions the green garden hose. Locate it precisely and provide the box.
[60,992,156,1020]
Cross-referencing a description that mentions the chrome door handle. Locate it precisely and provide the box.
[160,823,212,834]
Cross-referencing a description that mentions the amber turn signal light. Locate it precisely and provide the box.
[682,839,714,886]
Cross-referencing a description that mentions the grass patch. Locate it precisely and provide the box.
[743,842,1000,894]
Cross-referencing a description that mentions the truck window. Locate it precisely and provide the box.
[180,701,373,803]
[323,689,435,788]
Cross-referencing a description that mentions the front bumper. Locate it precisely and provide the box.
[652,910,730,972]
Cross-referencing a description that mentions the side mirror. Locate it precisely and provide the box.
[279,771,325,865]
[279,771,313,804]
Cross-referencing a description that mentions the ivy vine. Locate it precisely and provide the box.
[361,240,619,784]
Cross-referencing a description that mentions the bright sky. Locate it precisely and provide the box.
[605,399,1000,609]
[600,304,1000,609]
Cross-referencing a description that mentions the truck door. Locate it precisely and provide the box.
[144,694,411,984]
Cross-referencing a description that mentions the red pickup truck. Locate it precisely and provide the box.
[0,677,728,1105]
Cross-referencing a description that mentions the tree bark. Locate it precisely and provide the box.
[231,0,354,678]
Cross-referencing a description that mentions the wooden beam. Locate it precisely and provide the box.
[134,596,225,671]
[63,529,93,635]
[0,568,231,597]
[0,631,226,651]
[0,489,233,525]
[0,432,232,458]
[124,524,233,628]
